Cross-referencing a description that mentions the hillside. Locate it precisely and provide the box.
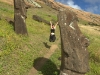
[38,0,100,25]
[1,0,100,25]
[0,0,13,5]
[0,0,100,75]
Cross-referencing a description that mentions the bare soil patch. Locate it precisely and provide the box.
[0,0,13,5]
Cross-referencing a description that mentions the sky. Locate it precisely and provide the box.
[55,0,100,14]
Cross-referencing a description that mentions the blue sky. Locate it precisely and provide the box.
[55,0,100,14]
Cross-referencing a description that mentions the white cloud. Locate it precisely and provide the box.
[56,0,100,14]
[66,0,82,10]
[85,5,100,14]
[84,0,100,4]
[85,6,98,13]
[56,0,82,10]
[84,0,100,14]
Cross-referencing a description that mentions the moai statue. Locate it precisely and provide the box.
[58,9,90,75]
[14,0,29,34]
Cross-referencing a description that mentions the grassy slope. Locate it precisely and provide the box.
[0,1,100,75]
[0,1,60,75]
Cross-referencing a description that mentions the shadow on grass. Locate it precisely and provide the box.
[43,42,51,49]
[33,57,60,75]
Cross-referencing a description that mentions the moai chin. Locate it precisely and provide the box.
[14,0,29,34]
[58,9,90,75]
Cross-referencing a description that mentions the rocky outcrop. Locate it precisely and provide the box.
[36,0,61,10]
[25,0,41,7]
[5,17,14,25]
[0,16,14,25]
[58,9,90,75]
[32,15,50,25]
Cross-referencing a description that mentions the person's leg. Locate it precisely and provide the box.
[53,35,56,42]
[49,35,53,42]
[49,35,51,42]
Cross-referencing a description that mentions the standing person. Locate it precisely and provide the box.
[49,21,58,42]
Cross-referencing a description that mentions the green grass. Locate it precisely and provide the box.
[80,26,100,75]
[0,1,59,75]
[39,49,61,75]
[0,1,14,18]
[0,1,100,75]
[78,18,89,25]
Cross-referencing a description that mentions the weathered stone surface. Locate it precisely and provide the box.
[5,17,14,25]
[58,9,90,75]
[0,16,14,25]
[33,15,50,25]
[14,0,29,34]
[25,0,41,8]
[38,0,60,10]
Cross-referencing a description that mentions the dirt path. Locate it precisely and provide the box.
[28,44,58,75]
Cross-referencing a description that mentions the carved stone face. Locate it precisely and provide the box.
[58,10,89,75]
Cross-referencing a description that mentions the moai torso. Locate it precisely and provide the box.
[14,0,29,34]
[58,9,90,75]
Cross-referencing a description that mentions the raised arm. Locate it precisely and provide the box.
[50,21,52,28]
[54,22,58,29]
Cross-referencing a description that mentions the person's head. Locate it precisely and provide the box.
[52,25,55,28]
